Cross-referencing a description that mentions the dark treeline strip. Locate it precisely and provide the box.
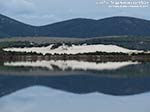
[1,50,150,62]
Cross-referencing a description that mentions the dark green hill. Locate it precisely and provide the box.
[0,14,150,38]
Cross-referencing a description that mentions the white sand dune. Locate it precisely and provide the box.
[3,44,141,55]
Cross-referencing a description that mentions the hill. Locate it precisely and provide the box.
[0,14,150,38]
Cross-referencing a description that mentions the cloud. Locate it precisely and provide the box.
[0,0,36,14]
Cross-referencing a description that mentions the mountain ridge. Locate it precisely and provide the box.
[0,14,150,38]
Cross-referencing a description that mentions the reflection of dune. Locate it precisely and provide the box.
[4,60,139,71]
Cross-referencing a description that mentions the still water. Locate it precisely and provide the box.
[0,60,150,112]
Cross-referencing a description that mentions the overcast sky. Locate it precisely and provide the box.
[0,0,150,26]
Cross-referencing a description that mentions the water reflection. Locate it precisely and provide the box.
[0,86,150,112]
[1,60,150,78]
[0,60,150,96]
[0,59,150,112]
[4,60,139,71]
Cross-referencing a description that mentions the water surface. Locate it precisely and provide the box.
[0,59,150,112]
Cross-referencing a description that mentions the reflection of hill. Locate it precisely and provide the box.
[1,60,150,97]
[0,74,150,97]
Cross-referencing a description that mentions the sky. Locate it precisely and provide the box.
[0,0,150,26]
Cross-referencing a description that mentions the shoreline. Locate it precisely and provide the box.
[1,51,150,62]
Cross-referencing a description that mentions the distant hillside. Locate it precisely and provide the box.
[0,14,36,37]
[0,14,150,38]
